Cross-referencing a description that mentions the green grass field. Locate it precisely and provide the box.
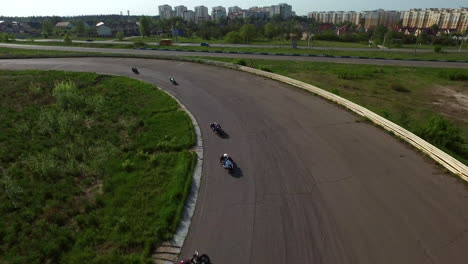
[125,36,468,50]
[150,44,468,61]
[0,47,85,57]
[196,57,468,165]
[0,70,196,263]
[4,39,467,61]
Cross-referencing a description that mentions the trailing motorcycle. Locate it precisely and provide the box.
[180,250,211,264]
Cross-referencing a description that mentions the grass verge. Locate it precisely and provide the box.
[195,56,468,165]
[0,70,196,263]
[3,40,468,61]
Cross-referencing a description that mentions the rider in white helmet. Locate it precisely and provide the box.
[219,153,232,164]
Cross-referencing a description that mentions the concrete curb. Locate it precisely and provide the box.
[151,85,203,263]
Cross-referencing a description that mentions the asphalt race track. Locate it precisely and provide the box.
[1,43,468,69]
[1,58,468,264]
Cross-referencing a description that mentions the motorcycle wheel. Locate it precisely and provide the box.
[199,254,211,264]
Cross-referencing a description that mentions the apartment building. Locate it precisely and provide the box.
[174,5,187,18]
[309,11,370,27]
[183,10,195,22]
[194,5,209,22]
[158,5,173,19]
[212,6,227,20]
[401,8,468,32]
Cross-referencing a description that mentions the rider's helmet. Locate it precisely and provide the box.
[223,154,228,158]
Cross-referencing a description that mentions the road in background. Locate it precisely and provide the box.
[1,43,467,68]
[14,38,468,53]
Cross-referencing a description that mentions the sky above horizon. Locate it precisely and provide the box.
[0,0,465,17]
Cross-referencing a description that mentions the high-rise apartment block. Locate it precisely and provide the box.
[174,5,187,18]
[183,10,195,22]
[195,5,209,22]
[401,8,467,32]
[212,6,227,20]
[159,3,295,22]
[158,5,173,20]
[308,11,365,26]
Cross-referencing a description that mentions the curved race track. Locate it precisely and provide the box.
[1,58,468,264]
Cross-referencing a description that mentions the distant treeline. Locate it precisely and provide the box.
[0,15,144,23]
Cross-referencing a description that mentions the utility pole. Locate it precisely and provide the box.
[459,37,465,53]
[414,35,418,54]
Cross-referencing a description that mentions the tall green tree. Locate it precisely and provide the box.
[75,21,85,37]
[240,24,256,43]
[41,21,54,38]
[264,22,278,39]
[139,16,151,37]
[373,25,388,45]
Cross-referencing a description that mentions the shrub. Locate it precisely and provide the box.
[132,41,147,48]
[390,83,410,93]
[53,81,85,110]
[116,32,124,41]
[439,71,468,81]
[259,66,272,72]
[434,46,442,53]
[331,88,340,95]
[415,115,466,157]
[224,31,243,44]
[234,59,247,66]
[29,82,42,95]
[64,33,72,45]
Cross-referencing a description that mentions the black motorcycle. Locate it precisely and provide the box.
[169,77,178,85]
[131,67,139,74]
[180,251,211,264]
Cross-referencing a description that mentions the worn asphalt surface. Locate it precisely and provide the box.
[1,58,468,264]
[1,43,468,68]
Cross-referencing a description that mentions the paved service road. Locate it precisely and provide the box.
[13,38,468,53]
[1,58,468,264]
[1,43,468,69]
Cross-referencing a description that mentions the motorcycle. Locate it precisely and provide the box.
[131,67,139,74]
[180,251,211,264]
[169,77,178,85]
[221,156,234,173]
[210,123,225,137]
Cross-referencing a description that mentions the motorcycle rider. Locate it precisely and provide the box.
[210,122,221,132]
[220,153,233,164]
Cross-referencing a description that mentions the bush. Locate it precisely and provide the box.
[53,81,84,110]
[336,70,369,80]
[64,33,72,45]
[133,41,147,48]
[116,32,124,41]
[259,66,273,72]
[434,46,442,53]
[439,71,468,81]
[415,116,466,157]
[234,59,247,66]
[224,31,243,44]
[390,83,410,93]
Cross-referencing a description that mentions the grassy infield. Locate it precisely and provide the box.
[0,71,196,263]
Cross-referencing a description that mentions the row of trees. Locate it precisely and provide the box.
[137,15,465,47]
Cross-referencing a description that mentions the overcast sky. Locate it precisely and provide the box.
[1,0,465,17]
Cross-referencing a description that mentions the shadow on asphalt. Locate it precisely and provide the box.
[229,163,243,178]
[218,130,230,139]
